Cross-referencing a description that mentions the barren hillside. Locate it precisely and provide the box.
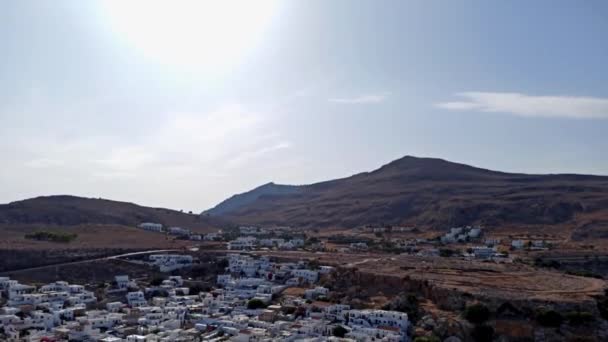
[205,156,608,237]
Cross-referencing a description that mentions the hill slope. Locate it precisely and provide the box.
[204,156,608,237]
[0,195,221,231]
[204,182,302,216]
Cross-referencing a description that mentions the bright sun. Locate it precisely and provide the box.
[100,0,279,70]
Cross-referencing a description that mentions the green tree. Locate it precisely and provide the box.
[439,248,455,257]
[247,299,267,310]
[565,311,594,326]
[413,336,440,342]
[471,325,494,342]
[464,304,491,325]
[332,325,348,338]
[150,277,164,286]
[536,309,563,327]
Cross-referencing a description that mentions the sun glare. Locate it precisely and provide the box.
[100,0,279,70]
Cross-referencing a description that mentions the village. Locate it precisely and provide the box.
[0,250,411,342]
[1,221,603,342]
[137,223,552,263]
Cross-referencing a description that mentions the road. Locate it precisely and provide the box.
[0,249,180,275]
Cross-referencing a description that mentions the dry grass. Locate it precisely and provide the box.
[0,224,199,250]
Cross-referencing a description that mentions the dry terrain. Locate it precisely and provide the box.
[0,195,224,230]
[255,250,606,308]
[206,156,608,241]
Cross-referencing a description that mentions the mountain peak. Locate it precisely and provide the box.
[372,155,491,178]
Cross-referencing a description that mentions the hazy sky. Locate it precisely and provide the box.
[2,0,608,212]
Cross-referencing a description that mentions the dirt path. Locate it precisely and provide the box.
[0,249,179,275]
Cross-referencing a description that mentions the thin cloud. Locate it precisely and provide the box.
[436,92,608,119]
[329,92,390,104]
[226,141,291,168]
[24,158,65,169]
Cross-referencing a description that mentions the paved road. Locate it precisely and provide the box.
[0,249,180,275]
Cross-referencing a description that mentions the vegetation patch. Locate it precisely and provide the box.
[565,311,595,326]
[536,309,563,327]
[247,298,267,310]
[464,303,491,325]
[332,325,347,338]
[24,231,78,243]
[471,324,494,342]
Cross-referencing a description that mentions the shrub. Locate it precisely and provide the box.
[188,285,208,295]
[413,336,440,342]
[247,299,267,310]
[332,325,348,338]
[464,304,491,325]
[536,309,563,327]
[439,248,456,257]
[150,277,164,286]
[565,311,595,326]
[598,298,608,320]
[25,231,77,243]
[471,324,494,342]
[383,293,420,322]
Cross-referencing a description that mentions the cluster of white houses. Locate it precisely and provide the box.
[227,236,307,251]
[137,223,223,242]
[0,253,410,341]
[149,254,194,273]
[440,226,482,244]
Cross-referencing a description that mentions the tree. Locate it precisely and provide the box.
[332,325,348,338]
[471,325,494,342]
[247,299,267,310]
[464,304,491,325]
[189,285,209,295]
[383,293,420,323]
[150,277,164,286]
[536,309,563,327]
[413,337,440,342]
[565,311,594,326]
[439,248,455,257]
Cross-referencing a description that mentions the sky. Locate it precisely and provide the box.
[1,0,608,212]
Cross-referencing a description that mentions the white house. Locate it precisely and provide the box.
[167,226,190,236]
[126,291,147,307]
[228,237,257,250]
[304,287,329,300]
[349,242,368,250]
[468,227,482,238]
[115,275,130,290]
[471,246,496,259]
[291,269,319,284]
[138,222,163,232]
[511,240,525,249]
[347,309,409,331]
[149,254,194,272]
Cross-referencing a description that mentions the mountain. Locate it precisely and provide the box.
[0,195,221,230]
[204,156,608,237]
[204,182,302,216]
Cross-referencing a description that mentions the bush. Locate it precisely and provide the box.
[598,298,608,320]
[247,299,267,310]
[565,311,595,326]
[536,309,563,327]
[471,325,494,342]
[332,325,348,338]
[383,293,420,322]
[25,231,77,243]
[188,284,209,295]
[439,248,456,257]
[464,304,491,325]
[413,336,440,342]
[150,277,164,286]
